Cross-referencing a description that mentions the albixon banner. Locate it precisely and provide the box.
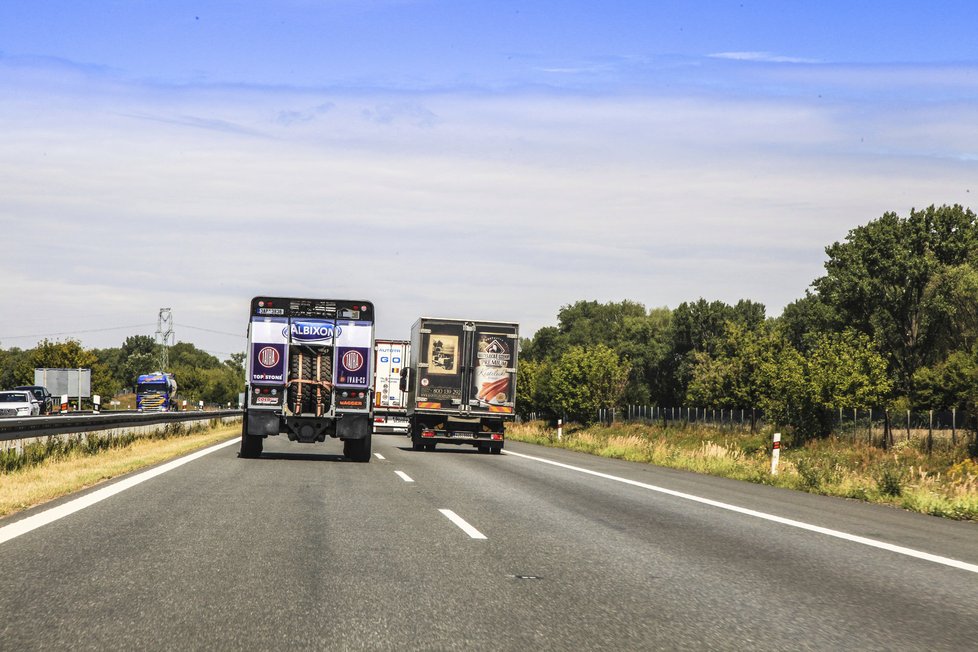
[334,320,373,387]
[249,318,288,385]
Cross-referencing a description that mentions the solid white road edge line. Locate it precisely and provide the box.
[0,438,240,546]
[394,470,414,483]
[374,453,386,460]
[439,508,488,539]
[502,449,978,574]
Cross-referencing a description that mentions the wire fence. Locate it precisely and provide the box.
[521,405,976,448]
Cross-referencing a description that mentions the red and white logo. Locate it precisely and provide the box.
[258,346,280,368]
[342,350,364,372]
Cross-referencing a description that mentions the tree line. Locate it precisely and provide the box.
[518,204,978,440]
[0,335,244,407]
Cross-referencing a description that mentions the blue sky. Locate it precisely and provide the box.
[2,1,977,358]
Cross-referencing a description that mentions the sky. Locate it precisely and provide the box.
[2,1,977,360]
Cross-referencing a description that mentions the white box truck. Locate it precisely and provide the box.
[372,339,411,434]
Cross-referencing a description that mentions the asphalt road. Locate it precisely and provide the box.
[1,433,977,650]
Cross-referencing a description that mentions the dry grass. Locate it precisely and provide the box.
[0,423,240,517]
[508,421,978,520]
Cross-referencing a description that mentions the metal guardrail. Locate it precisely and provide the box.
[0,410,242,443]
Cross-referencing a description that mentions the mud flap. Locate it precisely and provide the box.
[246,411,280,437]
[337,413,371,440]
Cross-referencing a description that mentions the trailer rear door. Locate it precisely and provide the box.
[469,323,518,413]
[416,320,466,409]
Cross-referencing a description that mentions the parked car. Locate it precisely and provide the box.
[0,390,41,417]
[14,385,55,415]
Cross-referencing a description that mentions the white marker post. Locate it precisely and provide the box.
[557,418,563,442]
[92,394,101,414]
[771,432,782,475]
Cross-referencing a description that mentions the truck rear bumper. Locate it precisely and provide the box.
[417,431,504,446]
[245,411,371,442]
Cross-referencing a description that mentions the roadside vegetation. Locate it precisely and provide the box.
[0,336,244,408]
[509,420,978,521]
[0,420,240,517]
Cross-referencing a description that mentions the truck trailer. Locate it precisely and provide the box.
[240,296,375,461]
[400,317,518,453]
[372,339,411,434]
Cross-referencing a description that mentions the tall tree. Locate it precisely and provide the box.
[814,204,978,398]
[549,344,630,424]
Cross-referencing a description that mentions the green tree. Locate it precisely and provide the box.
[806,330,893,411]
[110,335,161,391]
[0,347,32,387]
[912,350,978,411]
[549,344,630,424]
[515,358,549,419]
[686,322,771,409]
[814,204,978,397]
[778,292,839,353]
[668,298,767,405]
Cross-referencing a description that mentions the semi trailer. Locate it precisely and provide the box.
[372,339,411,434]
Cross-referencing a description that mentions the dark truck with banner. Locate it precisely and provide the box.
[240,296,375,461]
[400,318,518,454]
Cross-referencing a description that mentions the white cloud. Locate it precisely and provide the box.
[2,56,977,354]
[710,51,821,64]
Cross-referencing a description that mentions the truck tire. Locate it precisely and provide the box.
[344,434,371,462]
[411,437,424,451]
[490,444,502,455]
[239,413,263,458]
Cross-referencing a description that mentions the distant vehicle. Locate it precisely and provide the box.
[136,372,178,411]
[372,339,411,434]
[240,296,376,461]
[400,317,518,453]
[13,385,55,415]
[0,390,41,417]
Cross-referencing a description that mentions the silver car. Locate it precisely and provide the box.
[0,390,41,417]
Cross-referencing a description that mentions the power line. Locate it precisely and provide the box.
[0,323,157,340]
[175,323,245,338]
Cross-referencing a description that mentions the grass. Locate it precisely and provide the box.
[508,421,978,521]
[0,420,240,518]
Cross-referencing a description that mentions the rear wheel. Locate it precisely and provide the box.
[239,434,263,458]
[239,414,264,458]
[344,434,371,462]
[490,444,502,455]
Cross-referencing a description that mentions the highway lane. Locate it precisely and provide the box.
[1,433,977,650]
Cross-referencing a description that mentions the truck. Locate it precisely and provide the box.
[135,372,178,411]
[399,318,518,454]
[372,339,411,434]
[240,296,376,461]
